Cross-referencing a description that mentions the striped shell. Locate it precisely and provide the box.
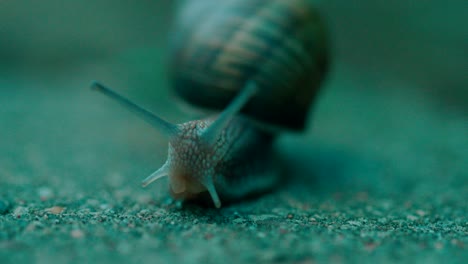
[169,0,328,130]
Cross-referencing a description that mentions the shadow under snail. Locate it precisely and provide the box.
[91,0,328,208]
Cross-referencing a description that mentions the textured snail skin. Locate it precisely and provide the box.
[165,117,279,208]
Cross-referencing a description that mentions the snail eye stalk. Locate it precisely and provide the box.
[201,81,258,146]
[90,81,180,137]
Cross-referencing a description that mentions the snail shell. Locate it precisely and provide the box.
[170,0,328,130]
[92,0,328,208]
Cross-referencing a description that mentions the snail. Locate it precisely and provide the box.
[91,0,328,208]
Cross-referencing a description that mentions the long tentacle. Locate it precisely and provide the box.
[91,81,180,137]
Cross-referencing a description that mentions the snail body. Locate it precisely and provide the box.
[92,0,328,208]
[166,114,279,206]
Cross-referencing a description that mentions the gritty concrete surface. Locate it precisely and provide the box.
[0,61,467,264]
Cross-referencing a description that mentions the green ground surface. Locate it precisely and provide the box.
[0,58,467,263]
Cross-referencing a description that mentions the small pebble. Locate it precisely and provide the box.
[249,214,276,222]
[434,242,444,250]
[45,206,65,214]
[364,242,379,252]
[406,214,418,221]
[71,229,85,239]
[38,187,54,201]
[347,220,361,226]
[100,204,110,210]
[416,210,427,217]
[13,206,28,217]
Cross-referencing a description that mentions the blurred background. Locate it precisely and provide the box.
[0,0,466,199]
[1,0,466,91]
[0,0,467,262]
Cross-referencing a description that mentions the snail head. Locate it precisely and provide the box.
[91,81,257,208]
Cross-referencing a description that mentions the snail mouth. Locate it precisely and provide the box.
[169,172,221,208]
[169,175,186,194]
[169,172,206,195]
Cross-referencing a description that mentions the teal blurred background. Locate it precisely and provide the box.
[1,0,466,94]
